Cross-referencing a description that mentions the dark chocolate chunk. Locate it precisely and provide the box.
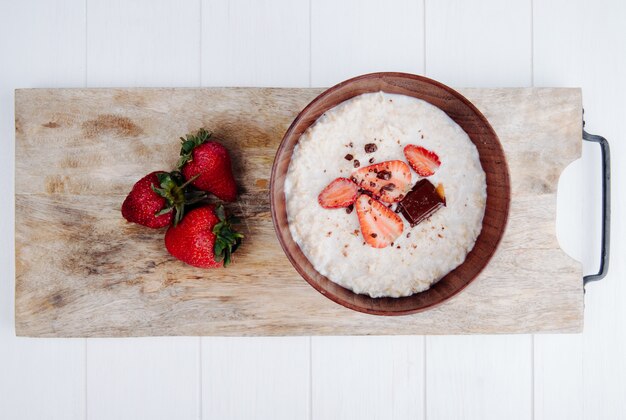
[345,204,354,214]
[364,143,377,153]
[397,179,445,227]
[377,170,391,180]
[353,159,360,168]
[381,183,395,192]
[345,153,354,161]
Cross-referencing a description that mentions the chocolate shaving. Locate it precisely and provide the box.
[344,154,353,161]
[377,170,391,180]
[345,205,354,214]
[369,157,375,163]
[353,159,360,168]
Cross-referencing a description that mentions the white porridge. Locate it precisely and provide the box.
[284,92,487,297]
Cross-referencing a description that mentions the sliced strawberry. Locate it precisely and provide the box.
[355,194,404,248]
[404,145,441,177]
[318,177,359,209]
[351,160,411,203]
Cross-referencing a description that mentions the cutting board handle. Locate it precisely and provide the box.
[582,127,611,286]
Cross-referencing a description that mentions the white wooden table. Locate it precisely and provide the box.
[0,0,623,419]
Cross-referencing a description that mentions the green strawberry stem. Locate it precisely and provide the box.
[212,205,244,267]
[177,128,212,170]
[151,172,207,226]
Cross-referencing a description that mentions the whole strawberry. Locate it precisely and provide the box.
[164,205,243,268]
[121,171,204,228]
[177,128,237,202]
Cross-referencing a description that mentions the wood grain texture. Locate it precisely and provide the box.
[87,0,201,87]
[86,337,200,420]
[199,4,313,420]
[534,334,583,420]
[202,337,310,420]
[425,0,532,87]
[14,86,582,337]
[84,3,204,419]
[272,73,510,315]
[532,1,585,418]
[426,335,532,420]
[424,3,535,419]
[0,1,87,418]
[201,0,310,87]
[578,1,626,419]
[309,10,426,420]
[312,336,424,420]
[311,0,423,87]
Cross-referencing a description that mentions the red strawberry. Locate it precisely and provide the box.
[177,128,237,202]
[404,145,441,177]
[318,177,359,209]
[351,160,411,203]
[355,194,404,248]
[122,171,204,228]
[164,205,243,268]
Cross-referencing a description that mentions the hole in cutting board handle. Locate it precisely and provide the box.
[556,158,583,263]
[555,141,604,275]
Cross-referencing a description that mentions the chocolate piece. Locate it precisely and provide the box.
[381,183,395,192]
[344,153,354,161]
[353,159,360,168]
[377,170,391,180]
[368,157,375,163]
[397,179,445,227]
[364,143,377,153]
[345,204,354,214]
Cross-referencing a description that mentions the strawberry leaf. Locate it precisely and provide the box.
[151,171,208,226]
[176,128,212,170]
[211,205,243,267]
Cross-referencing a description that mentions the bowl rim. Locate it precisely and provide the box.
[270,71,510,316]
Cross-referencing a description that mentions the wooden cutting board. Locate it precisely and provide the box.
[14,87,582,337]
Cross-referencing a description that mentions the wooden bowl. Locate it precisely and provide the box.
[270,72,510,315]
